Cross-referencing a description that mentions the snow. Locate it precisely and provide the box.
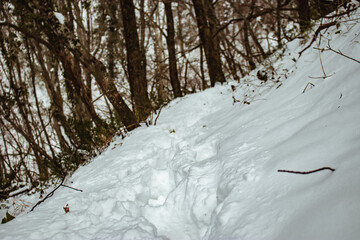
[54,12,65,25]
[1,12,360,240]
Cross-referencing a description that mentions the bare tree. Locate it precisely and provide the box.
[164,0,182,98]
[120,0,152,121]
[192,0,226,87]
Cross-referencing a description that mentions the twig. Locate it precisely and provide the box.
[308,73,335,79]
[322,7,358,19]
[60,184,83,192]
[91,94,105,103]
[325,44,360,64]
[29,178,83,212]
[317,38,328,78]
[302,82,315,93]
[154,104,165,126]
[278,167,335,174]
[232,96,240,105]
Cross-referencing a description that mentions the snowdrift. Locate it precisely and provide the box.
[1,11,360,240]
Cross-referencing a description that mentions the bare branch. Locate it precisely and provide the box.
[299,21,337,56]
[278,167,335,174]
[314,42,360,64]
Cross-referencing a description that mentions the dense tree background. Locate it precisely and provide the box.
[0,0,353,197]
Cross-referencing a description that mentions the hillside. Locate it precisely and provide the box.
[1,10,360,240]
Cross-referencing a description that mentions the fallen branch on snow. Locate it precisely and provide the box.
[60,184,83,192]
[29,177,65,212]
[278,167,335,174]
[29,177,83,212]
[302,82,315,93]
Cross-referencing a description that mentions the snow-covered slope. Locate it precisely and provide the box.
[1,13,360,240]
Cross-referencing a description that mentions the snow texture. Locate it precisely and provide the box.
[54,12,65,25]
[1,11,360,240]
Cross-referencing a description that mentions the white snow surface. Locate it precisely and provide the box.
[1,15,360,240]
[54,12,65,25]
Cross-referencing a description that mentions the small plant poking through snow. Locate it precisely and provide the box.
[63,204,70,214]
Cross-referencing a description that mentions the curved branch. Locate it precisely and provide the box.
[278,167,335,174]
[298,21,337,56]
[29,177,65,212]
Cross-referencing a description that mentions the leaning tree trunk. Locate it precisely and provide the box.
[192,0,226,87]
[80,54,139,131]
[120,0,152,122]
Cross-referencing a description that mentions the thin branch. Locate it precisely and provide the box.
[302,82,315,93]
[278,167,335,174]
[154,104,165,126]
[29,177,65,212]
[299,21,337,56]
[316,38,328,78]
[60,184,83,192]
[28,177,83,212]
[308,73,334,79]
[329,48,360,63]
[314,42,360,64]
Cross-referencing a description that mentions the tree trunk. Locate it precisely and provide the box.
[192,0,226,87]
[276,0,282,46]
[120,0,152,122]
[81,54,139,131]
[297,0,311,32]
[106,1,118,80]
[33,42,76,149]
[164,1,182,98]
[242,20,256,71]
[248,23,267,60]
[64,0,94,126]
[26,40,56,160]
[200,45,207,90]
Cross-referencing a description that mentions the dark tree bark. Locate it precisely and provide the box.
[63,0,94,128]
[242,20,256,71]
[276,0,282,46]
[164,0,182,98]
[106,1,118,80]
[120,0,152,122]
[313,0,342,17]
[80,55,139,131]
[60,53,103,132]
[297,0,311,32]
[192,0,226,87]
[139,0,146,60]
[200,45,207,90]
